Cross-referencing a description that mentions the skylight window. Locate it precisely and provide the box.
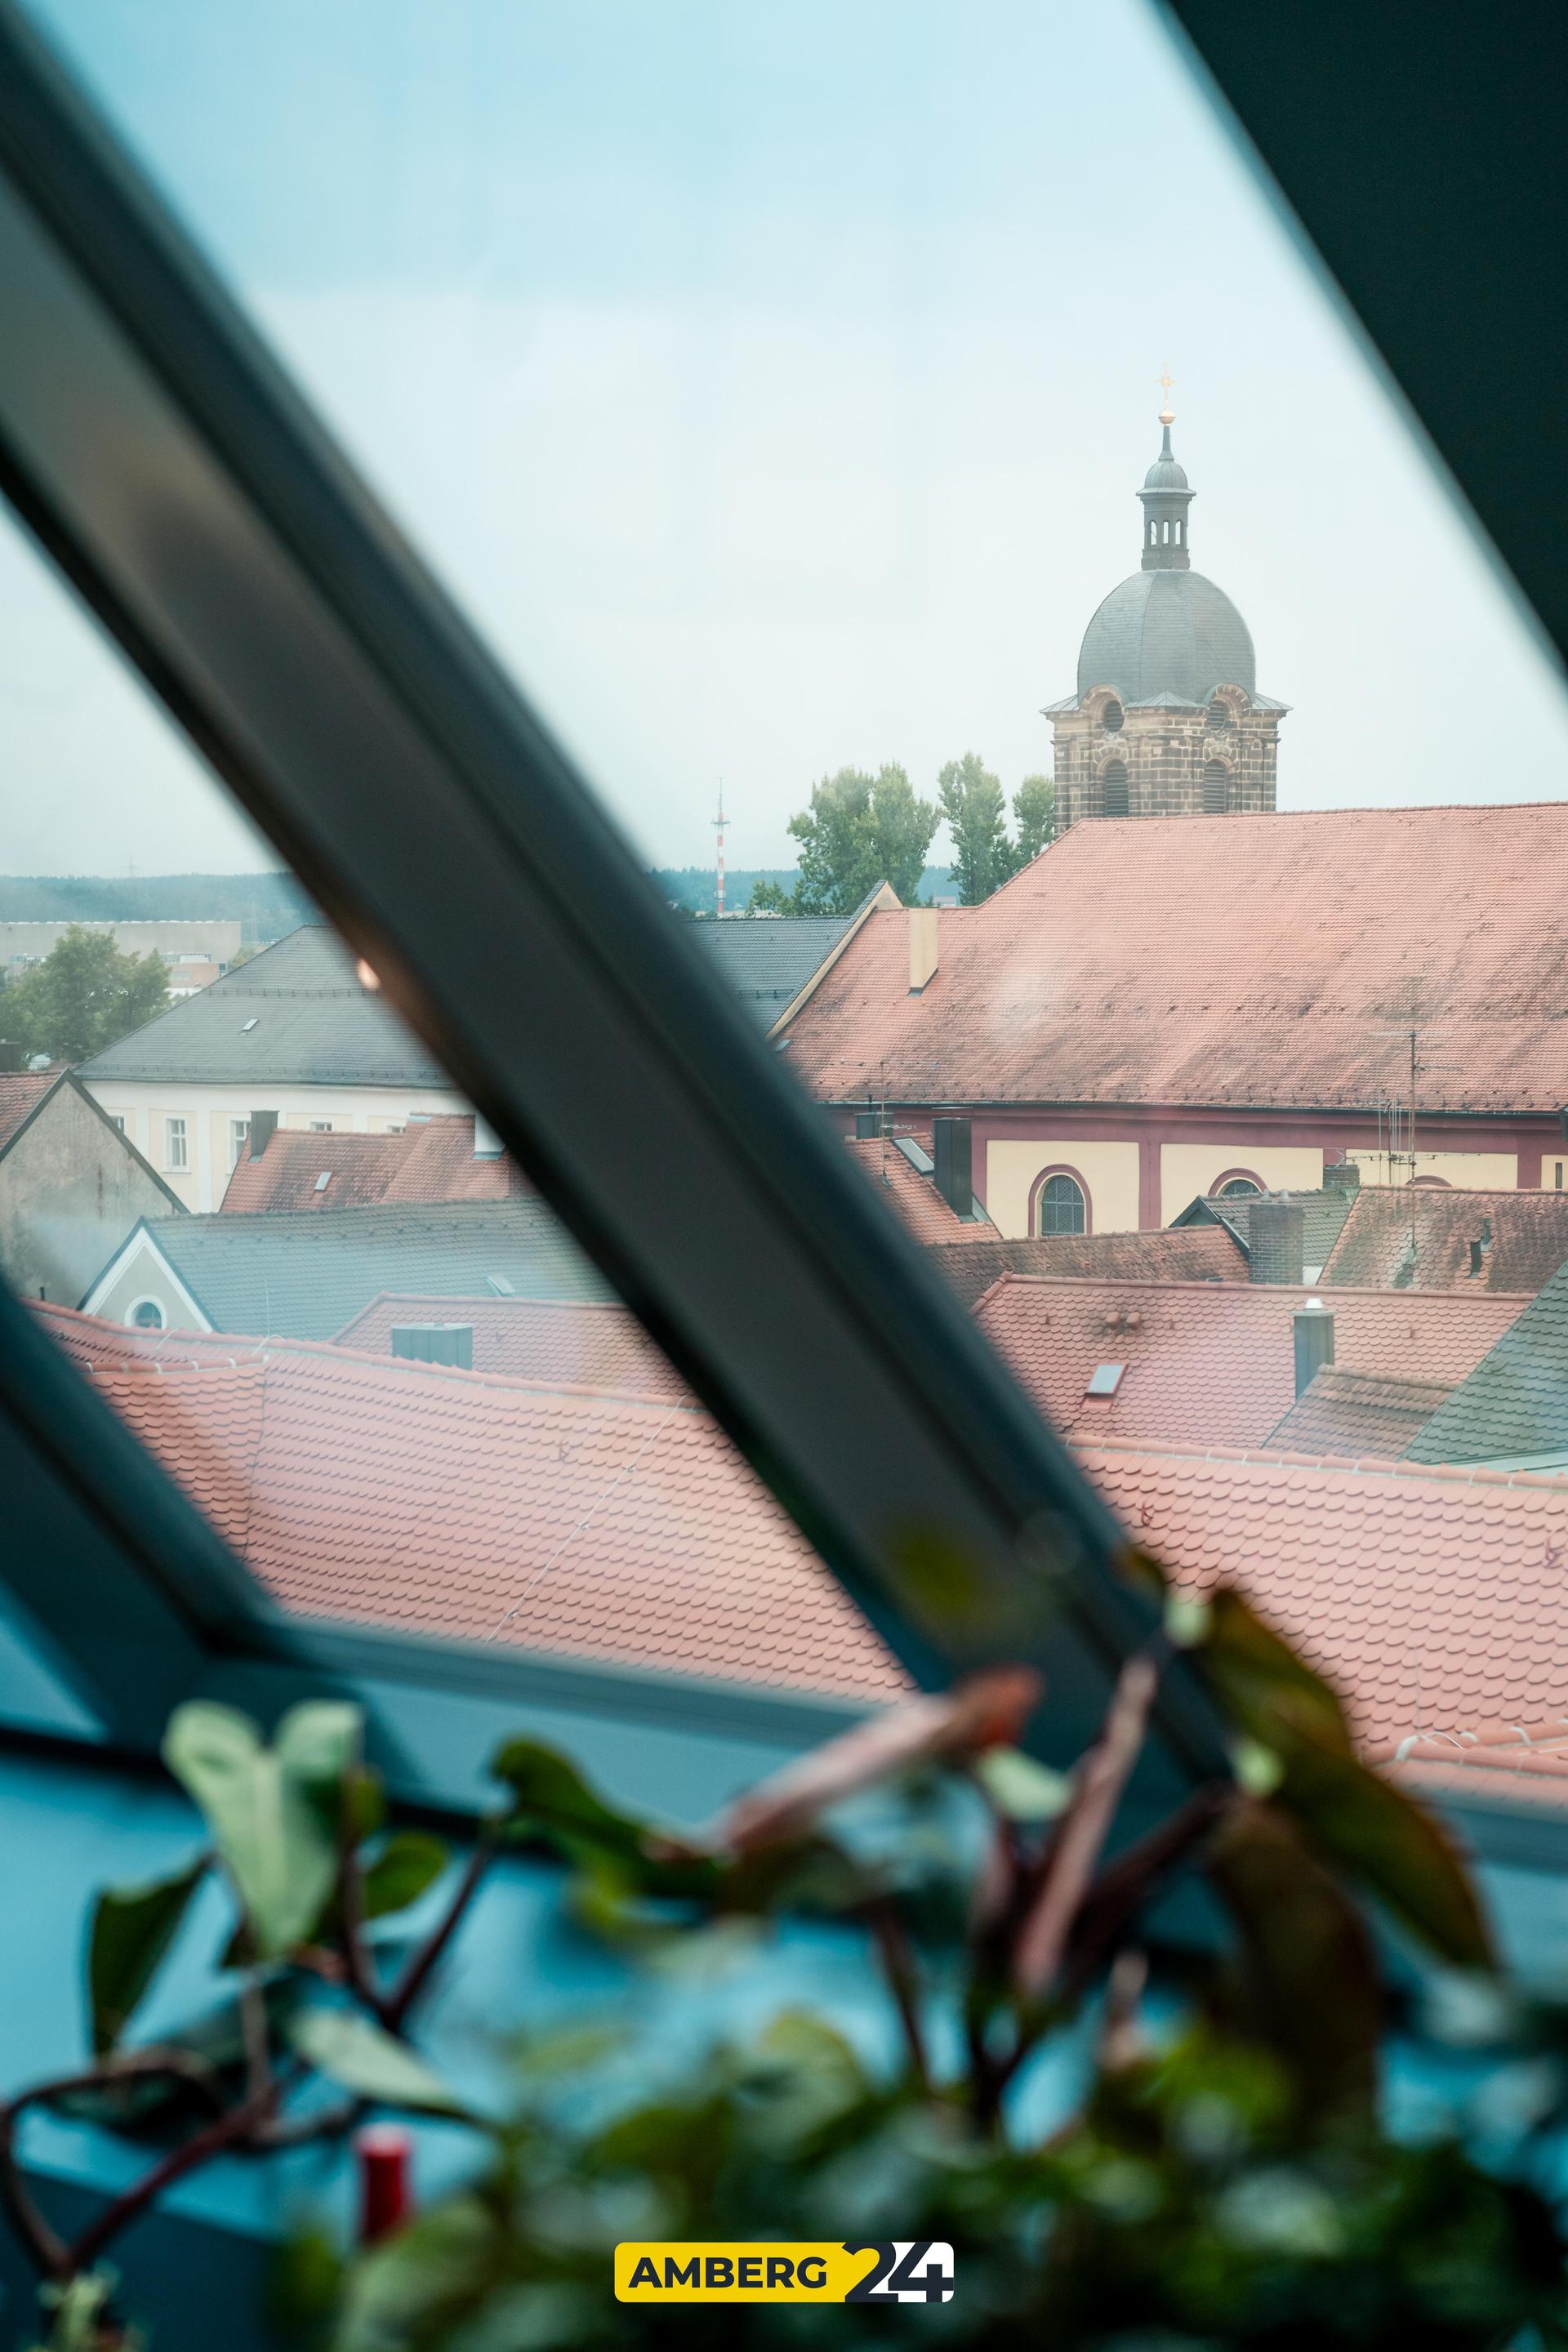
[1085,1363,1125,1397]
[240,1018,257,1031]
[484,1272,515,1296]
[314,1170,332,1192]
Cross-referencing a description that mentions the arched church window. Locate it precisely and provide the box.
[1205,700,1230,730]
[1102,698,1124,733]
[1036,1173,1086,1236]
[1202,760,1228,814]
[1101,760,1129,817]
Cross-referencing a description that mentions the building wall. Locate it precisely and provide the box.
[986,1138,1140,1238]
[1348,1148,1519,1191]
[0,918,243,971]
[1159,1142,1324,1226]
[0,1089,180,1306]
[81,1079,470,1212]
[84,1232,208,1329]
[1051,687,1281,829]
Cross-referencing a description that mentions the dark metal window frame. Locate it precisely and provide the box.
[0,2,1227,1815]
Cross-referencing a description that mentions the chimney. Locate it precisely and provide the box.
[1293,1298,1334,1396]
[472,1113,503,1159]
[0,1040,20,1074]
[1322,1159,1361,1196]
[854,1108,883,1139]
[391,1323,474,1370]
[932,1116,973,1219]
[908,907,938,994]
[1247,1197,1304,1285]
[248,1109,279,1159]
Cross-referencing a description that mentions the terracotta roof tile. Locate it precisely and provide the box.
[780,806,1568,1112]
[1076,1437,1568,1768]
[36,1305,902,1703]
[0,1071,56,1151]
[928,1227,1246,1312]
[332,1294,688,1398]
[843,1138,992,1242]
[974,1276,1527,1452]
[1265,1366,1456,1457]
[1321,1185,1568,1293]
[221,1116,528,1212]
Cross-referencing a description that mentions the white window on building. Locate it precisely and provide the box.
[229,1117,250,1168]
[165,1116,188,1169]
[108,1114,126,1134]
[310,1119,334,1132]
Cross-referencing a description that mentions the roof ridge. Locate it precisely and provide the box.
[1070,1432,1568,1493]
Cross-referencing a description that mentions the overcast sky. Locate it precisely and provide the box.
[8,0,1568,878]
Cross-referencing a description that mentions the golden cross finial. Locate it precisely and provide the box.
[1156,365,1175,425]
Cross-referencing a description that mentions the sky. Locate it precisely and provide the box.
[6,0,1568,878]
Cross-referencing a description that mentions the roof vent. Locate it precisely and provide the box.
[484,1272,515,1297]
[314,1170,332,1193]
[390,1324,474,1370]
[1085,1362,1125,1397]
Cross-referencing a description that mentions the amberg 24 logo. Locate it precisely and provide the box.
[615,2239,955,2305]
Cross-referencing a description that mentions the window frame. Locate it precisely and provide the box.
[0,5,1228,1815]
[163,1115,187,1170]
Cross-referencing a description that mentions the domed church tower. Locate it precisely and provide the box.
[1045,383,1288,824]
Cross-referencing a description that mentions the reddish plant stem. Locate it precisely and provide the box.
[384,1841,492,2033]
[64,2064,301,2278]
[864,1895,931,2096]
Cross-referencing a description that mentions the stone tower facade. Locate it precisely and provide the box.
[1045,401,1287,826]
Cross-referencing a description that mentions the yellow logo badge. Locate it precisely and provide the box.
[614,2241,955,2305]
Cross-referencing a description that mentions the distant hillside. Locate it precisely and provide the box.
[654,866,954,913]
[0,872,316,943]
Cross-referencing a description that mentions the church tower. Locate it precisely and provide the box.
[1045,384,1288,824]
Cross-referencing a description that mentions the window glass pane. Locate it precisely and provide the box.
[11,0,1568,1824]
[0,505,899,1710]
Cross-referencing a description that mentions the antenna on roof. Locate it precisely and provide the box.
[711,779,728,919]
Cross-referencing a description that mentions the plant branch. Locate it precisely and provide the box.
[384,1839,493,2034]
[864,1895,931,2096]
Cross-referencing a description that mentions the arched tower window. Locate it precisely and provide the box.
[1202,760,1229,815]
[1102,760,1129,818]
[1101,698,1124,733]
[1036,1173,1086,1236]
[1217,1176,1262,1198]
[1205,700,1230,730]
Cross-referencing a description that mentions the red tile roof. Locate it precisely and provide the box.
[843,1138,993,1242]
[332,1294,688,1398]
[36,1305,901,1701]
[1321,1184,1568,1293]
[221,1116,528,1213]
[973,1275,1529,1452]
[0,1071,56,1151]
[1264,1366,1455,1458]
[1077,1439,1568,1768]
[928,1226,1247,1312]
[781,805,1568,1113]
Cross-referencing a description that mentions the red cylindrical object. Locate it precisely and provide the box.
[355,2123,413,2244]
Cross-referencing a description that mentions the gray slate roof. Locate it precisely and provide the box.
[122,1199,612,1340]
[1174,1187,1357,1272]
[688,915,856,1025]
[1077,568,1257,703]
[1403,1258,1568,1464]
[78,925,448,1089]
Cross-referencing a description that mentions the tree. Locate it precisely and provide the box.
[1013,772,1056,863]
[938,752,1018,905]
[2,926,168,1062]
[789,764,938,915]
[746,877,800,917]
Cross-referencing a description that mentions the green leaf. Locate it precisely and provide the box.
[1270,1739,1494,1971]
[488,1737,653,1860]
[163,1700,362,1960]
[288,2007,470,2117]
[1206,1797,1380,2123]
[86,1855,206,2056]
[1196,1587,1352,1757]
[973,1746,1071,1822]
[362,1831,449,1922]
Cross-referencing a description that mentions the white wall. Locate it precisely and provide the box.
[80,1078,470,1211]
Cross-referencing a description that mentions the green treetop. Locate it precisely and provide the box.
[2,926,168,1063]
[789,764,938,915]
